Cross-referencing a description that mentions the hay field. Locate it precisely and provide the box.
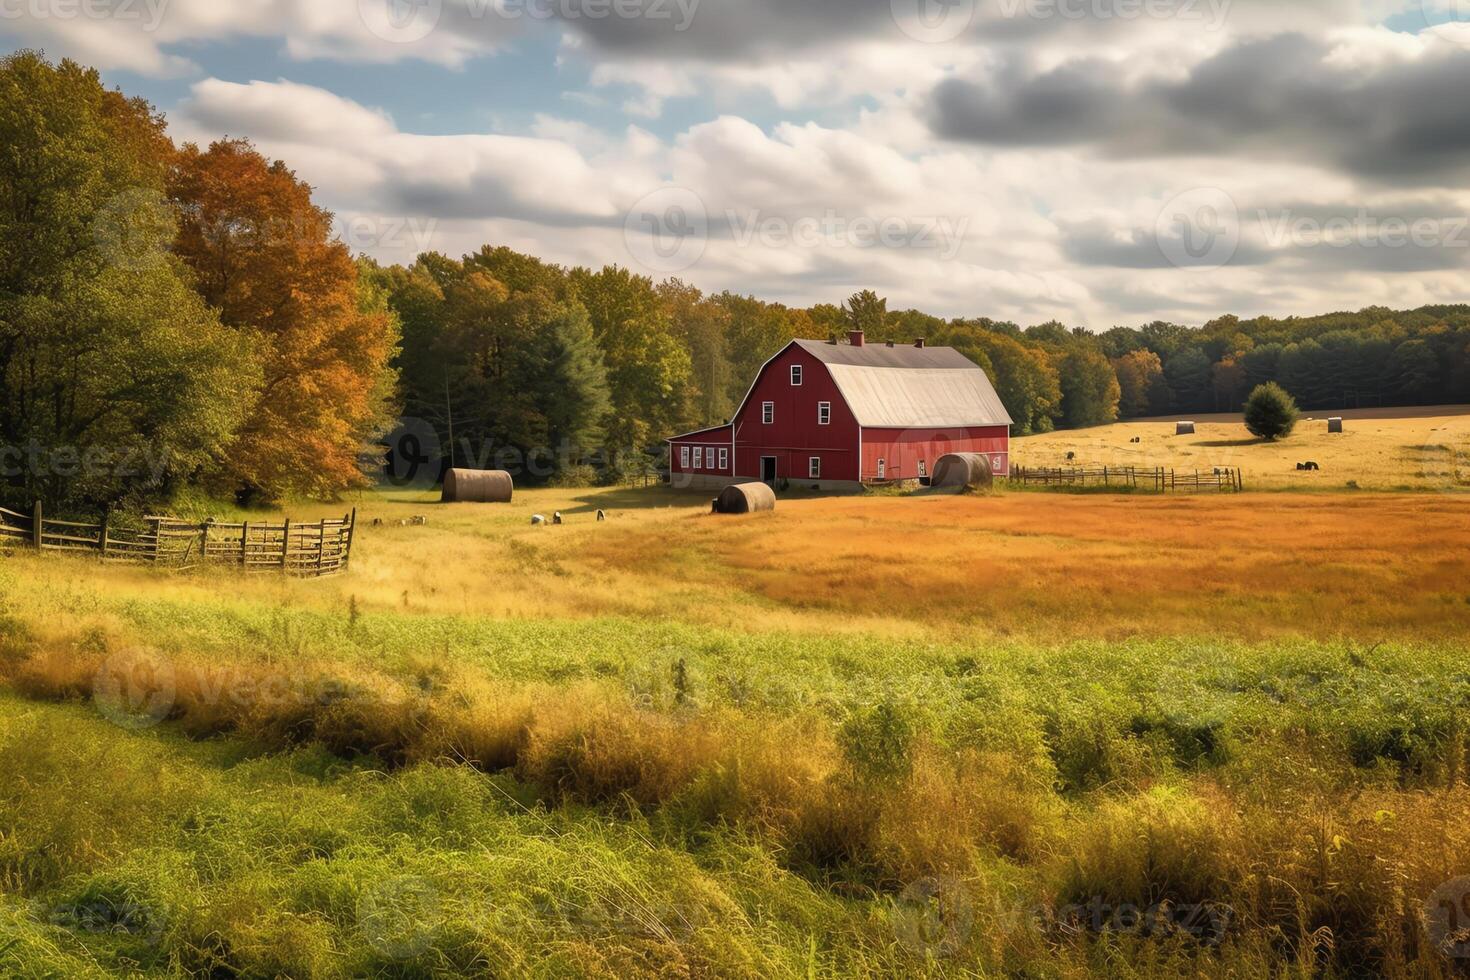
[1012,407,1470,491]
[3,486,1470,977]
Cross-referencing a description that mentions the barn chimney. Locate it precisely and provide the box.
[848,330,866,347]
[914,338,926,349]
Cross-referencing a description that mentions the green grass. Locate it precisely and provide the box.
[6,493,1470,977]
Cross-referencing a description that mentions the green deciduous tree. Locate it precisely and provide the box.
[1057,349,1122,428]
[0,52,256,509]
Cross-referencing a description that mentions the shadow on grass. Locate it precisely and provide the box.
[1196,438,1269,448]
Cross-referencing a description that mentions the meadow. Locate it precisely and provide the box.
[1012,407,1470,491]
[2,458,1470,976]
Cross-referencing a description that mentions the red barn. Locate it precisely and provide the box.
[668,331,1012,490]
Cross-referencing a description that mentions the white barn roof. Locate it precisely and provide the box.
[794,340,1014,429]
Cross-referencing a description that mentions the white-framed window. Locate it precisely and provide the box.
[718,448,729,470]
[680,446,690,468]
[809,457,821,479]
[693,447,703,468]
[917,460,927,478]
[762,402,774,424]
[818,402,831,425]
[790,365,803,386]
[876,458,886,480]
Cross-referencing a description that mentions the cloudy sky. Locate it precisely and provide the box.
[5,0,1470,326]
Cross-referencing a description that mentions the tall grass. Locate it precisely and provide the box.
[4,487,1470,975]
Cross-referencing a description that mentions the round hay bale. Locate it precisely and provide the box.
[1176,421,1196,435]
[1328,417,1344,434]
[930,453,994,491]
[714,482,776,514]
[441,468,514,503]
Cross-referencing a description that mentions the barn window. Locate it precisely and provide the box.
[693,447,703,468]
[762,402,774,424]
[918,460,927,478]
[680,446,690,468]
[719,448,729,470]
[876,458,886,480]
[818,402,831,425]
[809,457,821,479]
[791,365,803,386]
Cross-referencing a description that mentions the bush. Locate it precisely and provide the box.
[1243,382,1299,441]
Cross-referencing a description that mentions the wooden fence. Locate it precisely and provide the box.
[1009,465,1243,494]
[0,503,356,577]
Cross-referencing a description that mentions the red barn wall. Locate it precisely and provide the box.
[733,345,860,483]
[668,426,734,481]
[861,426,1010,482]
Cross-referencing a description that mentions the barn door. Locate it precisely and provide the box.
[761,457,777,484]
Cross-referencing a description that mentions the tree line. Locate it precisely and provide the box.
[4,53,1469,510]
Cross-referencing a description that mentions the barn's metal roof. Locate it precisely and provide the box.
[794,341,1014,429]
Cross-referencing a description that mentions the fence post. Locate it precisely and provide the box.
[241,522,249,567]
[344,508,357,573]
[316,521,326,573]
[100,508,111,562]
[32,501,42,551]
[280,518,291,574]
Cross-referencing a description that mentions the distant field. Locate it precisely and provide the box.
[1013,407,1470,491]
[4,487,1470,976]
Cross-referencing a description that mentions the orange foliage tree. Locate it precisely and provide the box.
[169,140,398,502]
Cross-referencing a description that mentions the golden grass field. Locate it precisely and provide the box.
[3,413,1470,977]
[1012,407,1470,491]
[6,483,1466,650]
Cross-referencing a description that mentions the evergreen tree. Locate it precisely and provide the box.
[1243,383,1300,441]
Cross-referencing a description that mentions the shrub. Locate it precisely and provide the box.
[1243,382,1299,441]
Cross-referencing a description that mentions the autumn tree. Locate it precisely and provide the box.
[1112,349,1166,418]
[169,139,399,502]
[0,53,255,508]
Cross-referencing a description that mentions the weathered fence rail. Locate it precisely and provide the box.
[0,503,355,577]
[1009,465,1243,494]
